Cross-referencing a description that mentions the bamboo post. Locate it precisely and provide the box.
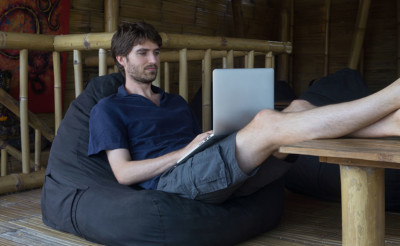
[99,48,107,76]
[53,51,62,134]
[277,0,290,82]
[73,50,83,97]
[0,140,35,168]
[203,49,212,131]
[232,0,245,38]
[265,52,274,68]
[104,0,119,32]
[247,50,255,68]
[227,50,234,68]
[20,49,30,174]
[34,129,41,171]
[244,54,248,68]
[324,0,331,76]
[398,0,400,76]
[179,48,188,101]
[288,0,294,87]
[348,0,371,69]
[340,165,385,246]
[1,149,7,176]
[164,62,170,92]
[222,57,227,68]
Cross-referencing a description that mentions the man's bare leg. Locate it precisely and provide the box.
[282,99,400,138]
[235,79,400,174]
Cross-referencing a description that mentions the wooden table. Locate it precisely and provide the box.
[279,138,400,246]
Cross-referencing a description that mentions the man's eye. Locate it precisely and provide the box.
[154,51,160,56]
[138,52,146,55]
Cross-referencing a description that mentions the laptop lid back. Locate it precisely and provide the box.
[212,68,274,135]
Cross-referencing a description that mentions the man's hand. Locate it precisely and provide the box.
[178,130,213,158]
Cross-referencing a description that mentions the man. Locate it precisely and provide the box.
[89,21,400,204]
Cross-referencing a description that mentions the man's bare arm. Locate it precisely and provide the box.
[106,131,213,185]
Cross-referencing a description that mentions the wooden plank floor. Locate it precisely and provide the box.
[0,189,399,246]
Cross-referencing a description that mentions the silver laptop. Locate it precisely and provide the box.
[176,68,274,164]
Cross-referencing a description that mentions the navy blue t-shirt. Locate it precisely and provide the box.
[88,85,201,189]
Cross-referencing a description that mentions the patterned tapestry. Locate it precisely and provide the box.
[0,0,70,113]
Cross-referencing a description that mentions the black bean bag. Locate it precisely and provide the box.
[41,73,287,246]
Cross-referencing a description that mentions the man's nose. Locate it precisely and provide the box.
[148,53,159,64]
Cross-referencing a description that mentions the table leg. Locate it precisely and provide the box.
[340,165,385,246]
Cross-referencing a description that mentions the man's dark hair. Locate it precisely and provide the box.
[111,21,162,76]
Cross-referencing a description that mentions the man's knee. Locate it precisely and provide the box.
[283,99,315,113]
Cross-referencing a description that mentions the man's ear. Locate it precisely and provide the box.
[116,56,126,66]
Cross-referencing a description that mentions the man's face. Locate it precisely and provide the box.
[119,40,160,84]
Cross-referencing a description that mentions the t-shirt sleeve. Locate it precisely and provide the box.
[88,100,129,156]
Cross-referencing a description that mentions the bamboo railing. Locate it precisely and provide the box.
[0,31,292,194]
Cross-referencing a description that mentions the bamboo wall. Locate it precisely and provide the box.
[65,0,400,105]
[65,0,282,109]
[292,0,398,95]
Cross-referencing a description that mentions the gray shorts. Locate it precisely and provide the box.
[157,133,292,203]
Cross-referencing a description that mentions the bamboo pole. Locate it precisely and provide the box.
[53,52,62,134]
[0,140,35,169]
[348,0,371,69]
[105,0,119,32]
[324,0,331,76]
[0,32,54,50]
[232,0,245,38]
[34,129,41,171]
[52,32,292,53]
[277,0,290,82]
[203,49,212,131]
[0,169,45,194]
[53,33,114,51]
[247,50,255,68]
[0,88,54,141]
[265,52,274,68]
[1,31,292,54]
[398,0,400,76]
[179,48,188,101]
[160,33,292,54]
[222,57,227,68]
[164,62,170,93]
[19,49,30,174]
[84,50,260,67]
[73,50,83,97]
[1,149,7,176]
[227,50,234,68]
[289,0,294,87]
[244,54,248,68]
[99,48,107,76]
